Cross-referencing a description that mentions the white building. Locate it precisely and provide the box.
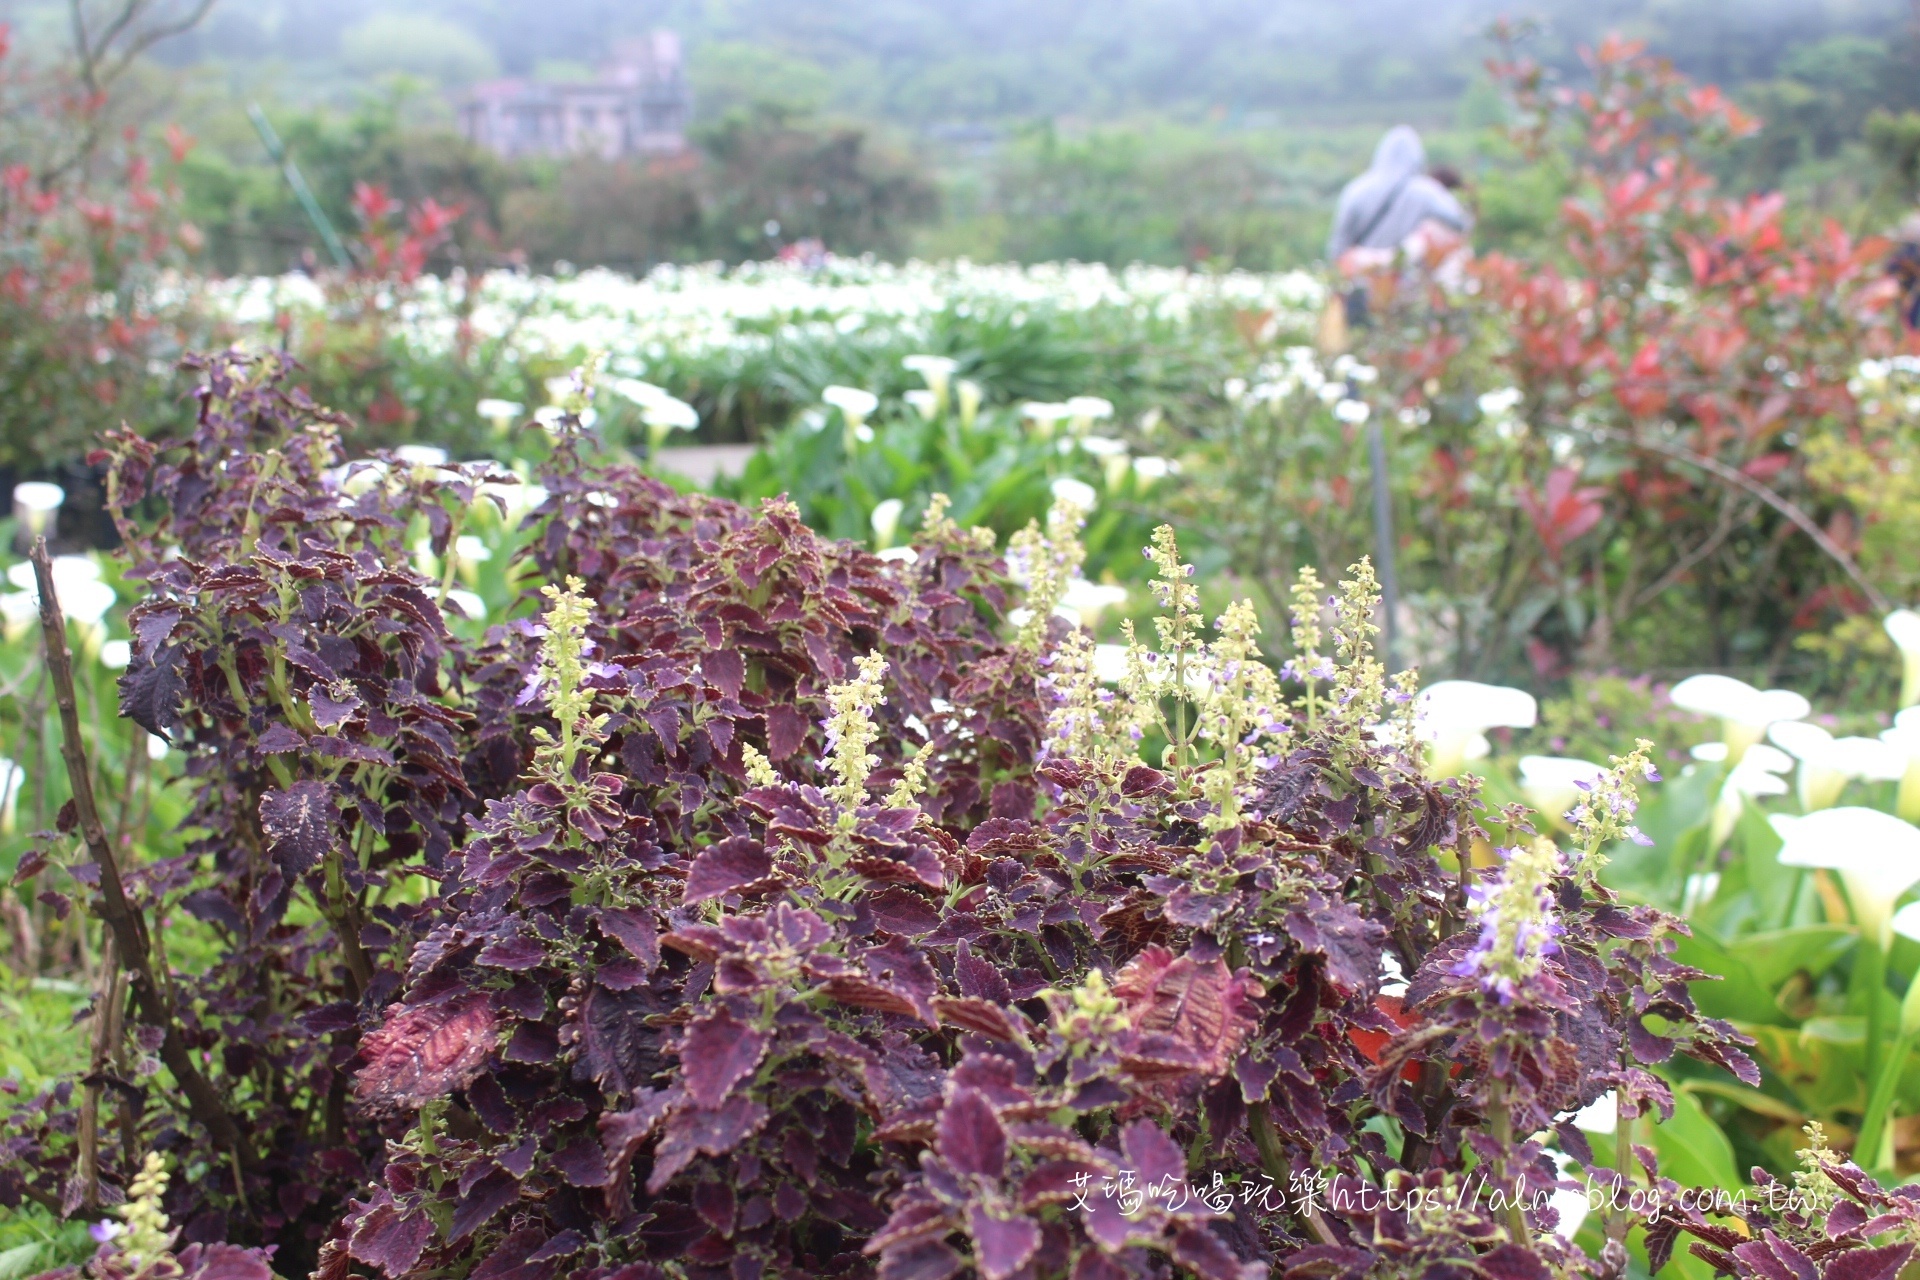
[458,32,690,161]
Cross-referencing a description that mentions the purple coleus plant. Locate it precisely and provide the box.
[1,351,1789,1280]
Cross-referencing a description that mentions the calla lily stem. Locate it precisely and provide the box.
[1856,1030,1909,1171]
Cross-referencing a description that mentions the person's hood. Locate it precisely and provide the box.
[1368,126,1426,181]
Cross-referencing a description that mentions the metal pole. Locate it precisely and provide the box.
[248,103,353,270]
[1367,416,1399,672]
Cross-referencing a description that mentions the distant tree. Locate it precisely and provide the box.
[692,104,938,260]
[501,154,705,271]
[338,14,499,87]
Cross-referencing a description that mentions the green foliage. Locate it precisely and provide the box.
[688,40,834,116]
[962,122,1323,270]
[338,14,500,86]
[717,375,1162,580]
[1521,675,1714,776]
[177,91,511,276]
[692,105,939,261]
[1865,108,1920,206]
[0,1206,92,1280]
[175,93,938,274]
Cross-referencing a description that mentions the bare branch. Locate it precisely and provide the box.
[101,0,217,88]
[1604,430,1893,616]
[68,0,217,96]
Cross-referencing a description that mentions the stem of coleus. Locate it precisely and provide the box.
[1605,1083,1635,1247]
[1489,1090,1529,1243]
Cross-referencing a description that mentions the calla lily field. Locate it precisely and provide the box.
[5,20,1920,1280]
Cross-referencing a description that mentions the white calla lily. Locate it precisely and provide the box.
[1131,456,1177,490]
[870,499,905,549]
[821,385,878,422]
[1893,900,1920,945]
[0,591,35,640]
[9,558,116,631]
[444,589,487,622]
[1670,674,1810,763]
[1061,579,1129,632]
[956,380,983,429]
[1092,643,1130,684]
[395,445,449,468]
[641,396,700,431]
[1886,609,1920,708]
[1415,680,1537,776]
[1518,755,1605,830]
[1771,807,1920,947]
[1021,402,1073,436]
[902,354,958,406]
[1064,396,1114,435]
[13,481,64,538]
[476,398,524,430]
[1711,760,1790,848]
[1883,723,1920,824]
[1770,721,1906,811]
[1049,477,1097,514]
[0,757,22,835]
[904,389,939,421]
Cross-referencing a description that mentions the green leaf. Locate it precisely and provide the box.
[0,1243,41,1280]
[1671,929,1785,1025]
[1650,1088,1743,1193]
[1726,926,1856,994]
[1799,1016,1866,1046]
[1678,1079,1806,1126]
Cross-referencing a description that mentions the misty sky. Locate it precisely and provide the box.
[5,0,1910,123]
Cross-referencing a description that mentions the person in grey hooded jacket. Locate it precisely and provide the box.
[1327,125,1469,260]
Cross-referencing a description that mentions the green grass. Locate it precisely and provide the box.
[0,970,89,1092]
[0,972,97,1276]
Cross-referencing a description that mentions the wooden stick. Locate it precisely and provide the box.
[29,539,252,1168]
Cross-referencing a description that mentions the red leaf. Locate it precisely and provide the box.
[1119,1119,1187,1187]
[179,1243,275,1280]
[932,996,1028,1043]
[1171,1226,1257,1280]
[355,992,497,1111]
[1823,1244,1914,1280]
[449,1168,518,1242]
[878,1239,964,1280]
[1112,946,1258,1080]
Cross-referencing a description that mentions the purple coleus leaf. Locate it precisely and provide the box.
[680,1005,770,1109]
[937,1088,1006,1178]
[348,1196,435,1278]
[1822,1245,1915,1280]
[682,835,774,904]
[967,1205,1041,1280]
[308,680,364,729]
[257,780,337,878]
